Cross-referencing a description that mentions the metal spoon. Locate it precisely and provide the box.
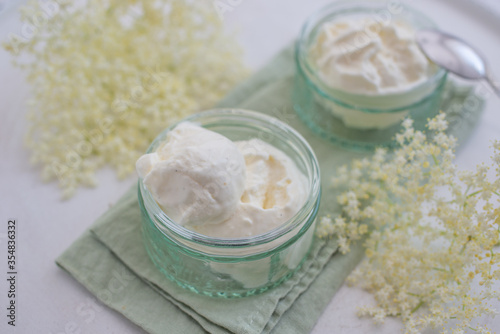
[416,29,500,97]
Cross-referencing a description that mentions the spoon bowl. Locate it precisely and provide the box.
[416,29,500,96]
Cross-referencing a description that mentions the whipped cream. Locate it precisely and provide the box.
[136,122,308,238]
[193,138,308,238]
[308,18,438,130]
[310,18,434,95]
[136,122,246,226]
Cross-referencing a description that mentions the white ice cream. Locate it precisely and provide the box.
[136,122,246,227]
[309,18,437,129]
[311,18,434,95]
[136,122,308,238]
[192,138,308,238]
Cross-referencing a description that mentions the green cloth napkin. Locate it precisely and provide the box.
[56,45,484,334]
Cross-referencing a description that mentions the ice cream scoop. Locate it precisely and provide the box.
[136,122,246,227]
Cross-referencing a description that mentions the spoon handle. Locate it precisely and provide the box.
[486,72,500,97]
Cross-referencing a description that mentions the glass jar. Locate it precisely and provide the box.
[293,0,448,151]
[138,109,321,298]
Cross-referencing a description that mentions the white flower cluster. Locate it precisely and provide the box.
[4,0,248,198]
[318,113,500,333]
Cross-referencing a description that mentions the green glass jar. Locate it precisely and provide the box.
[293,0,448,151]
[138,109,321,298]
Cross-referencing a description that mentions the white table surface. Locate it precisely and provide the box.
[1,0,500,333]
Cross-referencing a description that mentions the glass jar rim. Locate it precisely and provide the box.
[138,108,321,248]
[296,0,448,113]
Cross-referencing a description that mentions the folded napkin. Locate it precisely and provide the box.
[57,45,484,334]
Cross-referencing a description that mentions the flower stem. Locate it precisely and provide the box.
[411,300,424,314]
[460,236,472,255]
[467,190,482,198]
[431,154,439,166]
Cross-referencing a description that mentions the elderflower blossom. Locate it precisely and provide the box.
[317,113,500,333]
[3,0,248,198]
